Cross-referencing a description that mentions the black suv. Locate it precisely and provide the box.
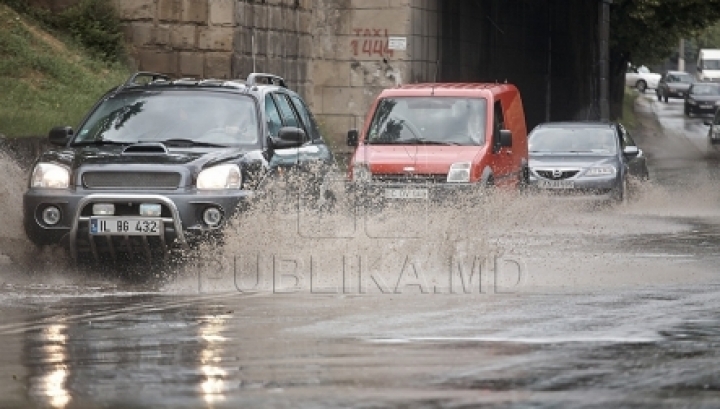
[23,71,334,262]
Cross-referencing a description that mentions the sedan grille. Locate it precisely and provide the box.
[535,170,580,180]
[82,172,182,190]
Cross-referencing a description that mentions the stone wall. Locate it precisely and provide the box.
[114,0,313,97]
[311,0,440,148]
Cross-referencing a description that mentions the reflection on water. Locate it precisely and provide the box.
[19,298,233,408]
[28,324,71,408]
[200,316,228,405]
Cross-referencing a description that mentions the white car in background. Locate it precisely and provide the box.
[626,64,661,93]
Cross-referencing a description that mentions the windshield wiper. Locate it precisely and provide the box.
[369,138,460,146]
[149,138,229,148]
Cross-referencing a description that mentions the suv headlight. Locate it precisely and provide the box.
[447,162,471,183]
[352,163,372,182]
[31,163,70,188]
[197,164,242,189]
[585,166,616,177]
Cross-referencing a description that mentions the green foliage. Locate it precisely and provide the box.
[0,4,130,137]
[0,0,125,62]
[610,0,720,64]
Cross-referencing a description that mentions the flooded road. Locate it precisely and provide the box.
[3,93,720,407]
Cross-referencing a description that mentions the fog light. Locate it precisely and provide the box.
[42,206,61,225]
[139,203,162,217]
[92,203,115,216]
[203,207,223,227]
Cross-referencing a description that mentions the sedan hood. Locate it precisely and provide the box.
[529,154,618,169]
[689,95,720,103]
[354,145,484,174]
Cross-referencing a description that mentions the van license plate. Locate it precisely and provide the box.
[384,188,429,199]
[538,180,575,189]
[90,218,163,236]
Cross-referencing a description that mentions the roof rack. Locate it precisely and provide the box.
[246,73,286,88]
[121,71,172,89]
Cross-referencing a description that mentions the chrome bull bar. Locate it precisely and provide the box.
[69,194,189,262]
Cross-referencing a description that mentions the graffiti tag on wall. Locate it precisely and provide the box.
[350,28,395,58]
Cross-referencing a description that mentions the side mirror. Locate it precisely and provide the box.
[623,146,639,157]
[499,129,513,148]
[347,129,359,147]
[49,126,73,146]
[270,127,305,149]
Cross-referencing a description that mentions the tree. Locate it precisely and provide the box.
[609,0,720,119]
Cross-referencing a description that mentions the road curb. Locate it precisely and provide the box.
[638,94,705,155]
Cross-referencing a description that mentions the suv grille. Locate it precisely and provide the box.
[82,172,182,190]
[536,170,580,180]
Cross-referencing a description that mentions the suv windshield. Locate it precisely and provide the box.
[529,127,618,155]
[73,91,260,147]
[366,97,487,146]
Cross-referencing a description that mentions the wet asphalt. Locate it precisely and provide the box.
[3,91,720,408]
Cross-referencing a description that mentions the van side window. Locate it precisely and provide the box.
[493,101,505,152]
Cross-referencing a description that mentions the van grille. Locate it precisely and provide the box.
[372,174,447,184]
[82,172,182,190]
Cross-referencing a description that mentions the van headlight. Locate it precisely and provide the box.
[353,163,372,182]
[31,163,70,189]
[197,164,242,189]
[447,162,471,183]
[585,166,616,177]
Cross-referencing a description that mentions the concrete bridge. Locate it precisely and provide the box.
[31,0,603,148]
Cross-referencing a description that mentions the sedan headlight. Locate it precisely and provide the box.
[584,166,616,177]
[31,163,70,189]
[196,164,242,190]
[447,162,471,183]
[352,163,372,182]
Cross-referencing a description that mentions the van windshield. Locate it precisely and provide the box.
[702,59,720,70]
[366,97,487,146]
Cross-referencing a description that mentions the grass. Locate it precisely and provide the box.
[620,87,639,130]
[0,4,130,137]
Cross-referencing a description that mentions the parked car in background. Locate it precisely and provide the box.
[626,64,661,93]
[527,122,649,203]
[656,71,693,102]
[347,82,529,203]
[684,82,720,117]
[23,71,334,265]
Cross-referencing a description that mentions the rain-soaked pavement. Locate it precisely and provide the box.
[3,92,720,407]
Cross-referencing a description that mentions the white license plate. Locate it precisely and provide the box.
[90,217,163,236]
[384,188,429,200]
[538,180,575,189]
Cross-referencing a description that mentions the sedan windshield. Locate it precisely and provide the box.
[73,91,260,147]
[529,127,618,155]
[669,73,692,83]
[691,84,720,96]
[366,97,487,146]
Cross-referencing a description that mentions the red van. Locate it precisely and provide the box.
[347,83,529,200]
